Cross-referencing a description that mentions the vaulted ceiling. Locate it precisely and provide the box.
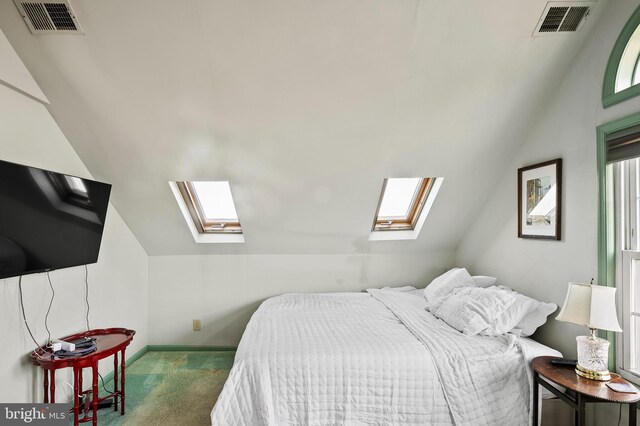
[0,0,606,255]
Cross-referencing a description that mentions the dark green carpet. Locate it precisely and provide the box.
[96,351,234,426]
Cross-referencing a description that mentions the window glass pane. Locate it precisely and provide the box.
[191,181,238,221]
[633,258,640,315]
[378,178,421,219]
[620,162,626,250]
[634,54,640,86]
[623,158,640,251]
[616,24,640,92]
[632,315,640,372]
[636,158,640,197]
[636,198,640,250]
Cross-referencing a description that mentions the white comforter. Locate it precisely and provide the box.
[211,290,551,426]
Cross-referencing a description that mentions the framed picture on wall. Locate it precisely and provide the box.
[517,159,562,240]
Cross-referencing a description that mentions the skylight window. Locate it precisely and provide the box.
[191,181,239,222]
[373,178,433,231]
[176,181,242,234]
[377,178,423,220]
[369,177,443,241]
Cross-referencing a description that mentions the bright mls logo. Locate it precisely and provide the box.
[0,404,66,425]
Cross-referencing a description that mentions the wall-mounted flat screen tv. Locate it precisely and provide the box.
[0,159,112,280]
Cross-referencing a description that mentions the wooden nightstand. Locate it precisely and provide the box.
[532,356,640,426]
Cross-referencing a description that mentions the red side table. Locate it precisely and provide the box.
[31,328,135,426]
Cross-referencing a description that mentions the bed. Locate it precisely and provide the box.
[211,288,560,426]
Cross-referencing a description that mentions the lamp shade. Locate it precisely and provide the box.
[556,282,622,332]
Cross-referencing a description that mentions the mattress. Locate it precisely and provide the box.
[211,290,561,426]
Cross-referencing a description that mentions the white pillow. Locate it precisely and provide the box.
[423,268,475,310]
[481,291,539,336]
[482,286,558,336]
[430,286,516,335]
[517,302,557,337]
[379,285,417,292]
[472,276,497,288]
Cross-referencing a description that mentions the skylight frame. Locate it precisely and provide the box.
[372,178,434,232]
[176,181,242,234]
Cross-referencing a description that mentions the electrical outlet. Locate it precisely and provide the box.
[193,319,201,331]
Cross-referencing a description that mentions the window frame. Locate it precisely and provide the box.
[175,181,242,235]
[621,250,640,382]
[372,178,434,232]
[597,116,637,375]
[615,158,640,384]
[169,181,244,244]
[369,177,443,242]
[597,112,640,380]
[602,4,640,108]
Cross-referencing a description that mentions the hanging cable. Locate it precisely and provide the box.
[98,372,114,394]
[618,403,622,426]
[44,272,55,345]
[18,276,41,349]
[55,376,82,398]
[84,265,90,331]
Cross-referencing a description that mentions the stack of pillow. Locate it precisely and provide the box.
[423,268,557,337]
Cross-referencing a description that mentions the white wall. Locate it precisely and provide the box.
[149,251,453,345]
[0,25,46,103]
[146,0,636,357]
[0,29,149,403]
[455,0,640,423]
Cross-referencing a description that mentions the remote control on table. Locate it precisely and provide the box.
[550,358,578,367]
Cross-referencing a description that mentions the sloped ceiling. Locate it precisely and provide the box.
[0,0,604,255]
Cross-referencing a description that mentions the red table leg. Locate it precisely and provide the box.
[73,366,80,426]
[50,369,55,403]
[120,349,126,415]
[43,369,49,403]
[91,363,98,426]
[113,351,119,411]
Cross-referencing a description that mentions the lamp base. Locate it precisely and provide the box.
[575,364,612,381]
[575,334,611,381]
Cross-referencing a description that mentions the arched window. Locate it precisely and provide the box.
[603,6,640,108]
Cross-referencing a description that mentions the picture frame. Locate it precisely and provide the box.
[517,159,562,240]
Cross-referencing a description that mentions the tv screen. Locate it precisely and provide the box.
[0,159,112,280]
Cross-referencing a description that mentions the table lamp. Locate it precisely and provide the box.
[556,282,622,381]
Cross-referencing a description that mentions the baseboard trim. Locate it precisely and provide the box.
[127,345,150,364]
[100,345,149,384]
[147,345,237,352]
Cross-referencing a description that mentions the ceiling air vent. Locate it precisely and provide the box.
[533,2,594,36]
[14,0,83,34]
